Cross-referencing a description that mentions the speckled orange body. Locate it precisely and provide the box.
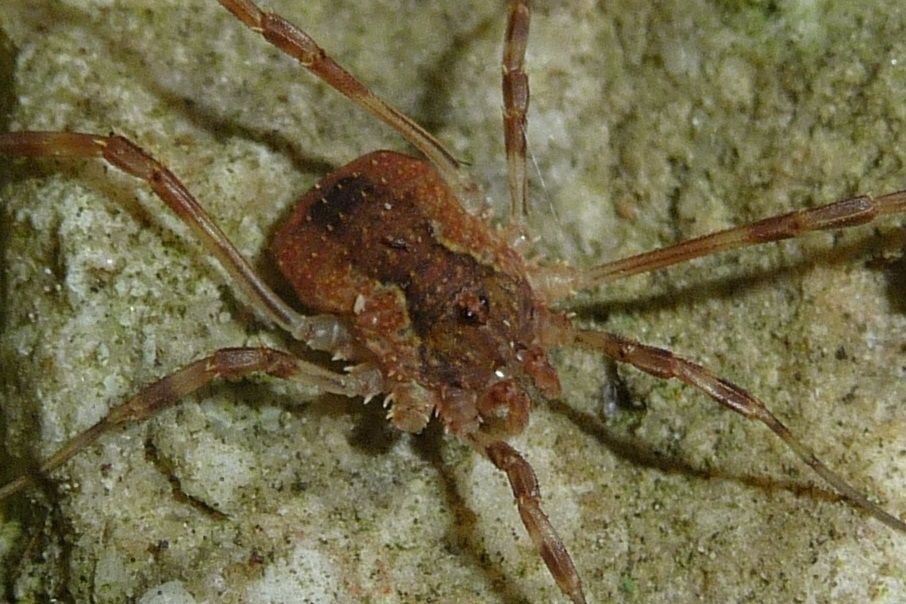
[4,4,904,602]
[271,151,560,435]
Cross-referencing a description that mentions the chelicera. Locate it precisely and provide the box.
[1,1,905,602]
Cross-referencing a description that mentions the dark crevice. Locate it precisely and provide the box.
[547,397,849,507]
[143,437,228,521]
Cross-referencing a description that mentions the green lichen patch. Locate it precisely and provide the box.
[1,1,905,602]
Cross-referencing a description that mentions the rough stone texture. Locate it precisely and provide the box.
[1,1,905,602]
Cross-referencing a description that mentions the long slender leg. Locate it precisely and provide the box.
[0,131,349,352]
[468,436,586,604]
[215,0,468,198]
[536,190,906,300]
[502,0,531,224]
[0,347,383,502]
[568,328,906,533]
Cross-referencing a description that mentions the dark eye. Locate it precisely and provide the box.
[457,292,490,325]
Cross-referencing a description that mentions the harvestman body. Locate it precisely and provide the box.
[1,1,905,602]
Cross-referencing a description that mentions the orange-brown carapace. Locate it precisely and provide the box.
[2,2,905,603]
[271,151,560,435]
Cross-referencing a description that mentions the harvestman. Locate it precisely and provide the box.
[1,1,905,602]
